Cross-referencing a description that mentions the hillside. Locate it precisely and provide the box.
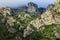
[0,0,60,40]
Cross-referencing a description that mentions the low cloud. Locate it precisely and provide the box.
[0,0,56,8]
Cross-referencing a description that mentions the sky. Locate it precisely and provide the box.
[0,0,56,8]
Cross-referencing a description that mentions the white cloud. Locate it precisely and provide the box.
[0,0,56,8]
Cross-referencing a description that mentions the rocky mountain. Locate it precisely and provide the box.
[27,2,38,13]
[54,0,60,12]
[0,0,60,40]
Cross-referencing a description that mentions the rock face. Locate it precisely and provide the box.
[54,0,60,12]
[17,12,31,20]
[41,10,55,25]
[27,9,56,29]
[55,15,60,24]
[7,16,16,26]
[0,7,11,17]
[23,28,33,37]
[29,18,44,29]
[27,2,37,13]
[53,0,60,24]
[3,7,11,17]
[0,7,11,23]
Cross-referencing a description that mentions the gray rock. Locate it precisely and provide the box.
[8,28,16,33]
[27,2,37,13]
[23,28,33,37]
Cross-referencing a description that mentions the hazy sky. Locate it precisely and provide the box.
[0,0,56,8]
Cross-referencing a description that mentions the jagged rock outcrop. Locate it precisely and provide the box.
[0,7,11,17]
[3,7,11,16]
[53,0,60,24]
[54,0,60,12]
[7,16,16,26]
[27,2,38,13]
[17,12,31,20]
[28,18,44,29]
[20,1,60,38]
[25,10,54,30]
[0,7,11,23]
[41,10,55,25]
[54,15,60,24]
[27,9,56,29]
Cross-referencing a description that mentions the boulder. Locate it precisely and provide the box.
[23,28,33,37]
[8,28,17,33]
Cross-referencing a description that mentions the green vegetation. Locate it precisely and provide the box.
[0,1,60,40]
[23,24,60,40]
[56,12,60,15]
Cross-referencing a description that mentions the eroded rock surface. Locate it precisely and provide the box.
[29,18,44,29]
[41,10,55,25]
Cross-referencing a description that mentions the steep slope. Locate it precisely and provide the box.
[1,1,60,40]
